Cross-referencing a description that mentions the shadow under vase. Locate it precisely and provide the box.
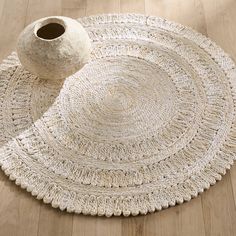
[0,54,64,149]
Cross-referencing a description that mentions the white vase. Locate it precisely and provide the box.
[17,16,91,80]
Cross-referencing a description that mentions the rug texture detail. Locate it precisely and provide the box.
[0,14,236,216]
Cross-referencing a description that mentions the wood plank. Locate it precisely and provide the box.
[120,0,145,14]
[0,172,40,236]
[140,198,205,236]
[201,0,236,55]
[17,192,41,236]
[72,216,97,236]
[26,0,62,25]
[145,0,207,34]
[62,0,86,9]
[96,217,122,236]
[62,8,86,18]
[38,204,73,236]
[178,198,206,236]
[202,172,236,236]
[200,0,236,210]
[86,0,120,15]
[0,0,5,21]
[0,0,28,60]
[122,216,145,236]
[0,172,21,236]
[61,0,86,19]
[72,216,122,236]
[230,165,236,207]
[73,216,122,236]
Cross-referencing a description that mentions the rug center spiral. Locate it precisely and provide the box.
[59,56,179,142]
[104,84,134,111]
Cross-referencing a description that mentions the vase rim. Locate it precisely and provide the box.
[33,16,67,42]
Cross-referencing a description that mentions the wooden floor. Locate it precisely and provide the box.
[0,0,236,235]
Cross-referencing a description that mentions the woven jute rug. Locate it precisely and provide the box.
[0,14,236,217]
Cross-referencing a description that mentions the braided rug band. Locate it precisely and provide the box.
[0,14,236,217]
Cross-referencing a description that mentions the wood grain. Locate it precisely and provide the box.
[231,166,236,207]
[145,0,207,34]
[141,198,205,236]
[0,0,28,60]
[86,0,120,15]
[120,0,145,14]
[201,0,236,210]
[0,0,5,21]
[62,8,86,18]
[37,204,73,236]
[0,0,236,235]
[61,0,86,18]
[62,0,86,9]
[202,173,236,236]
[26,0,62,24]
[0,172,40,236]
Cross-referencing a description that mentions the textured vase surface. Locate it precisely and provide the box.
[17,16,91,80]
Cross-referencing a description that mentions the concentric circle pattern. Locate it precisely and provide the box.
[0,14,236,217]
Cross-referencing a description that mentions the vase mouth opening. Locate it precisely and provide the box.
[34,17,66,41]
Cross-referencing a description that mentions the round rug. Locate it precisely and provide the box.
[0,14,236,217]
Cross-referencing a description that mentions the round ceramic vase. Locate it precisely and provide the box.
[17,16,91,80]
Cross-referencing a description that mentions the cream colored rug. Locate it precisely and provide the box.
[0,14,236,217]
